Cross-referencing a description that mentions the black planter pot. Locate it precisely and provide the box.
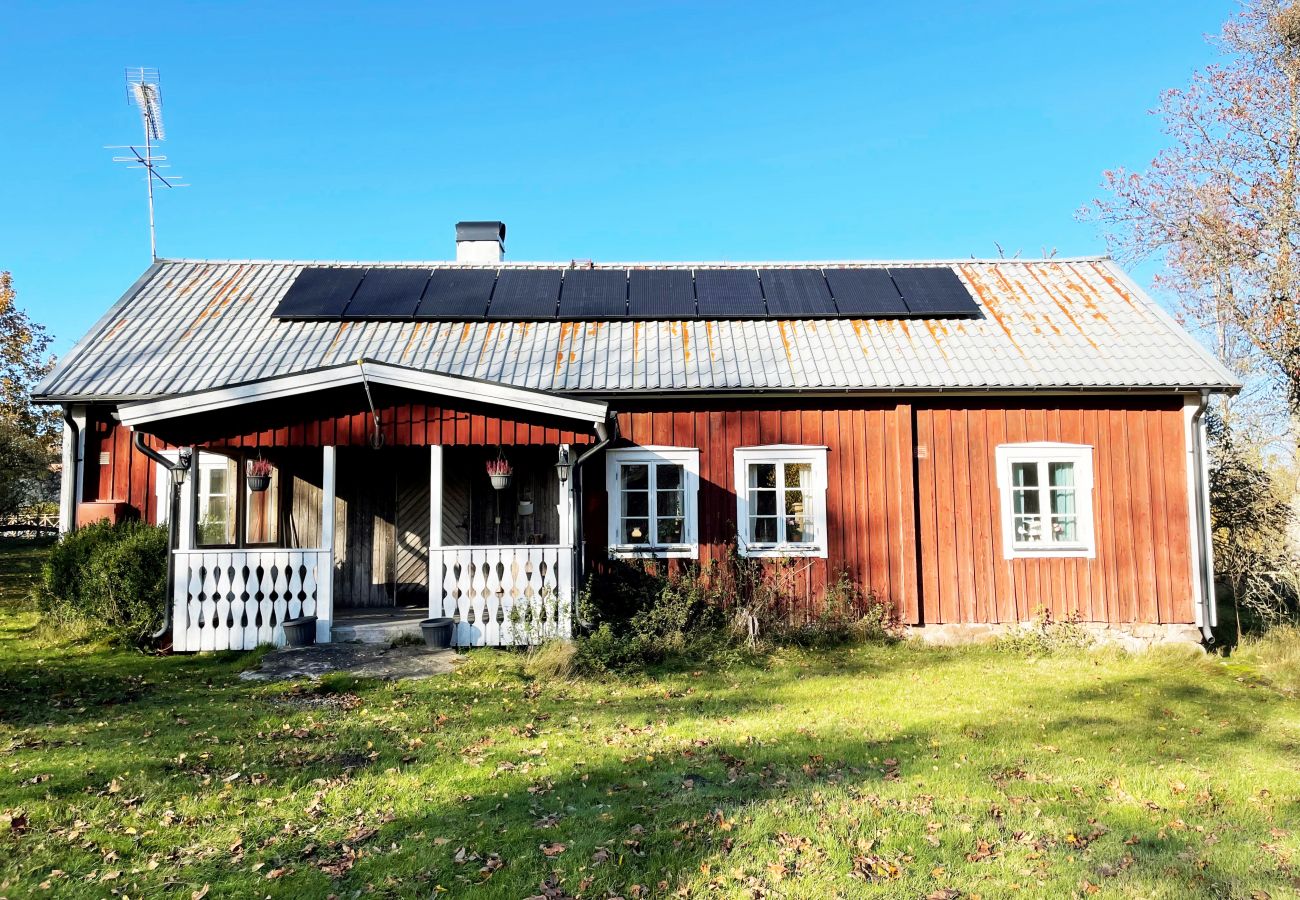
[420,617,455,649]
[281,615,317,647]
[247,474,271,492]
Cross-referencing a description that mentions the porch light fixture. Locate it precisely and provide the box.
[173,447,194,485]
[555,446,572,484]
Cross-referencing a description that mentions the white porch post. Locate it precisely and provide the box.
[318,445,337,643]
[172,448,197,650]
[429,445,443,618]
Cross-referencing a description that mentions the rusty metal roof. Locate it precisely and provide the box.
[36,257,1239,401]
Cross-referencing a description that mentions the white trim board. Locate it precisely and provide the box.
[117,360,610,428]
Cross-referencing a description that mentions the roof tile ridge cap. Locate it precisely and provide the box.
[159,255,1113,267]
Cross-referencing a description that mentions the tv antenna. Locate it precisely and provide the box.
[109,68,188,260]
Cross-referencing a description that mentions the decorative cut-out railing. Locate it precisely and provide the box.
[172,549,333,651]
[431,545,573,646]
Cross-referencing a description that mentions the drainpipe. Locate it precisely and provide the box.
[1189,390,1216,644]
[569,416,615,626]
[132,431,191,644]
[60,407,81,533]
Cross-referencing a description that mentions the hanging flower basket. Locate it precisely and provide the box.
[247,458,273,492]
[486,456,513,490]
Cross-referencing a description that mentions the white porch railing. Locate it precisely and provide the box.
[431,545,573,646]
[172,549,334,652]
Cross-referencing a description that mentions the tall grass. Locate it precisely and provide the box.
[1234,624,1300,696]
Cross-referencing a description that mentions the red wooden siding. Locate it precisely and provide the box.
[142,387,597,451]
[914,398,1193,625]
[79,390,1196,626]
[587,400,921,624]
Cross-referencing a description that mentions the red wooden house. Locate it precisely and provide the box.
[36,222,1237,650]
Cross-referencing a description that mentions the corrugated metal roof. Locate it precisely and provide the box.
[36,257,1239,400]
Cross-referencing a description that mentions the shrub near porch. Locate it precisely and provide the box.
[2,549,1300,897]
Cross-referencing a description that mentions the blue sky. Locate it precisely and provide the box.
[4,0,1230,355]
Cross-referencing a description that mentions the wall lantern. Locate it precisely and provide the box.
[555,445,572,484]
[173,447,194,486]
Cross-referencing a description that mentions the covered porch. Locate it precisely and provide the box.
[119,362,609,651]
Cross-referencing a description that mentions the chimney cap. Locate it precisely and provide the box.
[455,221,506,243]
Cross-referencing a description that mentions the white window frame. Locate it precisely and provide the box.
[994,442,1096,559]
[734,445,829,558]
[153,451,243,542]
[605,446,700,559]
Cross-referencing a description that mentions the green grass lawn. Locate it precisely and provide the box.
[2,542,1298,899]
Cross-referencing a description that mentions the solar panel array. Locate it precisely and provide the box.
[273,265,980,321]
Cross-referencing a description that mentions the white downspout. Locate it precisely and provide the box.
[1185,391,1217,642]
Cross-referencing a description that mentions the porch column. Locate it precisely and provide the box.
[318,445,337,643]
[429,445,443,618]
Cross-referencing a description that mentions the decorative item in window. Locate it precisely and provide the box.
[246,457,273,492]
[486,454,513,490]
[517,496,534,516]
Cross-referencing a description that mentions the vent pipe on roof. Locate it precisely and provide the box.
[455,221,506,263]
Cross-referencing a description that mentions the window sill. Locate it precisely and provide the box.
[739,544,828,559]
[1005,544,1095,560]
[609,545,699,560]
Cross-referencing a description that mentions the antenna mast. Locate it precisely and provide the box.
[110,68,187,260]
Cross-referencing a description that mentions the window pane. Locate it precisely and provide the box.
[1049,461,1075,487]
[246,464,279,544]
[655,464,681,490]
[657,488,684,517]
[754,489,777,516]
[622,518,649,543]
[623,490,649,517]
[1011,462,1038,488]
[784,488,806,517]
[1014,515,1043,543]
[785,462,812,489]
[1012,488,1040,515]
[657,517,684,544]
[197,455,238,546]
[1052,516,1078,543]
[787,516,814,543]
[1050,488,1075,515]
[750,516,778,543]
[750,463,777,489]
[622,463,648,490]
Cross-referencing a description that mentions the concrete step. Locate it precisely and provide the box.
[331,609,426,645]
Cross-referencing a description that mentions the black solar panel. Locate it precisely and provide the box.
[761,269,836,317]
[889,266,978,317]
[694,269,766,318]
[825,268,908,316]
[628,269,695,319]
[559,269,627,319]
[414,269,497,320]
[343,268,431,320]
[486,269,562,320]
[273,267,366,319]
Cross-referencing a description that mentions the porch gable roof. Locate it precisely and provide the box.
[115,359,610,429]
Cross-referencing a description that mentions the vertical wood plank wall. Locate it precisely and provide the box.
[914,398,1193,624]
[590,401,921,623]
[83,393,1197,625]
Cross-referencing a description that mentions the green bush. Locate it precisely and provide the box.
[37,521,169,647]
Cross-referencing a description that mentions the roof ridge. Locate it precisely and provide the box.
[153,256,1113,268]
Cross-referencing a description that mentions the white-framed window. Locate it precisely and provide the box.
[605,446,700,558]
[734,445,828,558]
[994,443,1095,559]
[154,451,279,547]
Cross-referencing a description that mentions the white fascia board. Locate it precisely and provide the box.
[117,361,608,428]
